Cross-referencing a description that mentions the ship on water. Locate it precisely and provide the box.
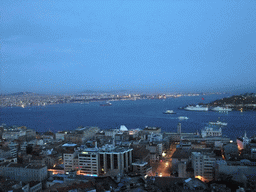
[211,106,232,112]
[209,121,228,126]
[100,102,112,106]
[163,110,176,114]
[178,116,189,120]
[184,105,208,111]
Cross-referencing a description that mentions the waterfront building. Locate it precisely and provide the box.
[180,135,230,146]
[163,123,196,142]
[0,162,47,182]
[201,125,222,138]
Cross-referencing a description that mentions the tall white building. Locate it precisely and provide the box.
[78,144,133,177]
[64,144,133,177]
[63,150,78,172]
[192,152,216,182]
[78,149,99,176]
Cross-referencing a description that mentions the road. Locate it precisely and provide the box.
[151,143,176,177]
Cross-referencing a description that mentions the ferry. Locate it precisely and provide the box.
[184,105,208,111]
[100,102,112,106]
[178,116,189,120]
[163,110,176,114]
[209,121,227,126]
[212,106,232,112]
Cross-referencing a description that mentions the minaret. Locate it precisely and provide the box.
[177,123,181,134]
[243,131,250,149]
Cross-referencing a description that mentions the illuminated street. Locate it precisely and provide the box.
[151,143,176,177]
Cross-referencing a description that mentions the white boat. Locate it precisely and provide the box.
[212,106,232,112]
[209,121,227,126]
[184,105,208,111]
[178,116,189,120]
[163,110,176,114]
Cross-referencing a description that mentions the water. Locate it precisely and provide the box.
[1,94,255,140]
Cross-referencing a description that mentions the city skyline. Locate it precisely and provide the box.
[1,1,256,94]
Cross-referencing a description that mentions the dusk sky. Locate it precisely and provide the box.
[1,1,256,94]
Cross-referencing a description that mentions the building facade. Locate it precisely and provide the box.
[0,162,47,182]
[192,152,216,182]
[64,144,133,177]
[201,126,222,138]
[78,145,133,177]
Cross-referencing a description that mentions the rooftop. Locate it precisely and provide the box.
[0,162,46,169]
[81,144,132,153]
[143,126,161,131]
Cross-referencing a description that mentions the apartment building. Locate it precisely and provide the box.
[78,144,133,177]
[132,161,152,176]
[192,152,217,182]
[78,149,99,176]
[64,144,133,177]
[63,150,78,172]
